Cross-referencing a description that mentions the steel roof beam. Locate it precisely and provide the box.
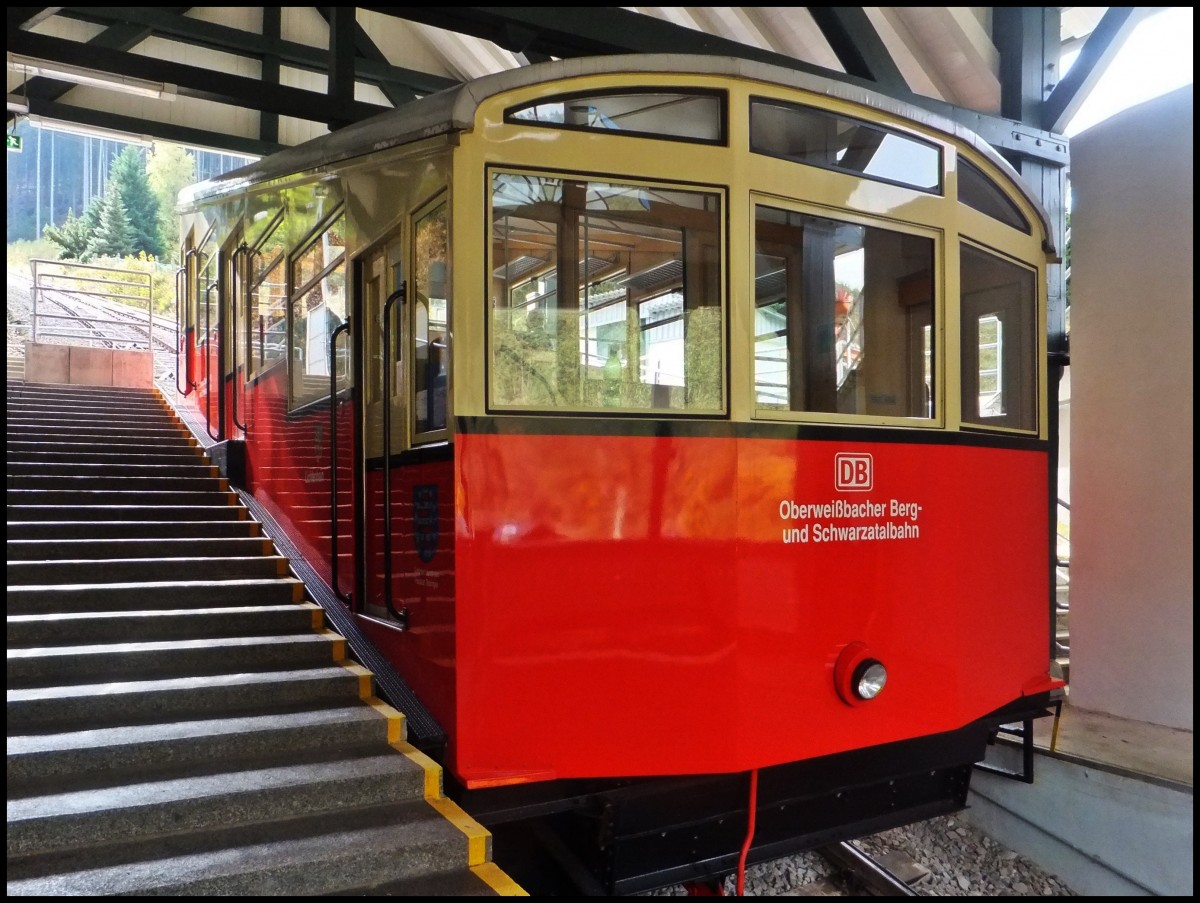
[260,6,280,145]
[327,5,356,129]
[806,7,908,96]
[363,6,1068,165]
[10,29,392,126]
[13,8,191,109]
[7,8,62,30]
[1042,7,1145,135]
[361,6,855,78]
[31,99,283,157]
[56,7,457,97]
[314,6,418,106]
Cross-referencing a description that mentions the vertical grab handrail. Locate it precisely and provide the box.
[381,284,410,629]
[174,264,188,395]
[183,248,198,389]
[329,319,353,606]
[182,249,199,391]
[203,280,220,441]
[230,244,249,434]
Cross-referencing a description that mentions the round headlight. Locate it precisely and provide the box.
[853,660,887,700]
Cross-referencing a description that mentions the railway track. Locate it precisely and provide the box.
[816,841,921,896]
[664,841,925,897]
[26,274,179,386]
[35,284,177,353]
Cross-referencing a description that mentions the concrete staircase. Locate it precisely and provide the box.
[1055,505,1071,684]
[1055,563,1070,683]
[6,381,521,896]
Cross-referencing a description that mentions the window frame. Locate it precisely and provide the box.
[749,194,944,428]
[957,239,1040,435]
[504,87,728,147]
[245,207,288,383]
[749,95,945,196]
[486,166,729,418]
[956,156,1032,235]
[286,202,348,413]
[411,191,452,445]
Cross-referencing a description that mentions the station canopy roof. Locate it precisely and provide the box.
[7,7,1135,160]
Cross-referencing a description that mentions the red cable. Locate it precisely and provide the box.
[736,768,759,896]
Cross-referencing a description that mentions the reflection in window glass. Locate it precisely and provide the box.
[507,91,723,143]
[960,244,1037,431]
[414,202,449,436]
[189,224,217,348]
[977,315,1002,400]
[198,247,218,346]
[751,98,942,193]
[289,210,348,408]
[754,205,935,419]
[248,218,288,378]
[293,212,346,290]
[490,172,723,414]
[958,157,1031,233]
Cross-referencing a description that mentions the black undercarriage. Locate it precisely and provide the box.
[450,693,1060,895]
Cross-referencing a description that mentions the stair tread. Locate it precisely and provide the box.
[8,705,388,758]
[8,554,283,565]
[6,800,473,896]
[9,577,301,592]
[9,631,340,660]
[8,666,364,705]
[8,753,431,855]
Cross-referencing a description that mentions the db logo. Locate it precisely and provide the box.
[835,453,873,491]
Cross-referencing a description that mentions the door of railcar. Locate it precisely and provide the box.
[220,225,247,439]
[352,196,453,674]
[356,232,407,623]
[195,223,221,441]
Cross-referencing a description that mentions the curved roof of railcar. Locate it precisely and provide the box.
[179,53,1054,253]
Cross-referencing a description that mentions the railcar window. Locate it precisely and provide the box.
[506,91,724,144]
[289,209,348,408]
[490,171,723,414]
[414,201,449,437]
[750,98,942,194]
[247,213,288,379]
[185,223,210,342]
[190,223,217,352]
[957,157,1032,234]
[754,204,935,419]
[198,245,218,348]
[959,243,1037,431]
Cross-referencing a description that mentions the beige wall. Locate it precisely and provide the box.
[24,342,154,388]
[1068,85,1193,729]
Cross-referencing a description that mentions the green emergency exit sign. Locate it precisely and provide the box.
[6,134,21,152]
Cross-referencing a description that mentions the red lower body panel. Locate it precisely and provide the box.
[452,431,1049,787]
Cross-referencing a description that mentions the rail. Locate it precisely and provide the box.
[817,841,918,896]
[30,258,157,349]
[328,318,353,606]
[380,284,410,629]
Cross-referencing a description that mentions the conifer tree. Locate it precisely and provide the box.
[42,206,93,260]
[84,189,135,260]
[108,145,162,257]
